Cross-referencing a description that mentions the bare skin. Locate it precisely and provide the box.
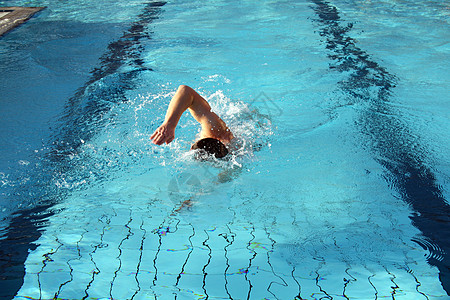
[151,85,234,145]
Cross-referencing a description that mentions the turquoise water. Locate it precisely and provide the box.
[0,0,449,299]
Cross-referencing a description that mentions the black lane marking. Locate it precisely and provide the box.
[130,219,147,300]
[265,224,288,300]
[315,268,333,299]
[37,236,63,300]
[342,267,356,300]
[0,204,53,299]
[0,2,166,299]
[52,1,166,159]
[201,230,212,300]
[309,0,450,294]
[384,266,399,299]
[245,224,256,300]
[291,266,304,300]
[174,224,195,299]
[152,226,163,287]
[54,229,86,299]
[367,274,378,300]
[82,218,108,300]
[110,212,134,299]
[221,224,235,300]
[406,266,429,300]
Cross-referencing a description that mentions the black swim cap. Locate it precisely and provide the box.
[191,138,229,159]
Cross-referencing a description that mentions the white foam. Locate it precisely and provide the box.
[202,74,232,84]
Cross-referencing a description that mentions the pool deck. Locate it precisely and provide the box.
[0,7,45,36]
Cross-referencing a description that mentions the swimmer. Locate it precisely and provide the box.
[151,85,234,158]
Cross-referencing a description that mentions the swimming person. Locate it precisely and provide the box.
[151,85,234,158]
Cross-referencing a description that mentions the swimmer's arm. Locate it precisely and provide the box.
[151,85,230,145]
[184,86,234,143]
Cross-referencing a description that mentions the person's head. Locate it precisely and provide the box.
[191,138,229,159]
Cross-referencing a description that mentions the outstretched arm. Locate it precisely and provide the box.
[151,85,233,145]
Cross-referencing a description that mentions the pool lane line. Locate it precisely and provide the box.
[37,236,64,300]
[0,2,167,299]
[264,224,289,300]
[0,7,45,36]
[54,228,86,299]
[342,267,357,299]
[55,1,166,153]
[82,225,104,300]
[0,203,54,299]
[174,224,195,299]
[245,224,257,300]
[130,218,147,300]
[405,265,431,300]
[309,0,450,295]
[314,268,333,299]
[201,230,212,299]
[110,211,134,299]
[221,224,236,300]
[290,266,303,300]
[367,274,379,299]
[384,266,400,298]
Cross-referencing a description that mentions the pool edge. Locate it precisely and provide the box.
[0,7,46,37]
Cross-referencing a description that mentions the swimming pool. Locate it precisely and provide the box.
[0,0,449,299]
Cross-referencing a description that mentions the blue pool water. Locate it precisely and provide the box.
[0,0,449,299]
